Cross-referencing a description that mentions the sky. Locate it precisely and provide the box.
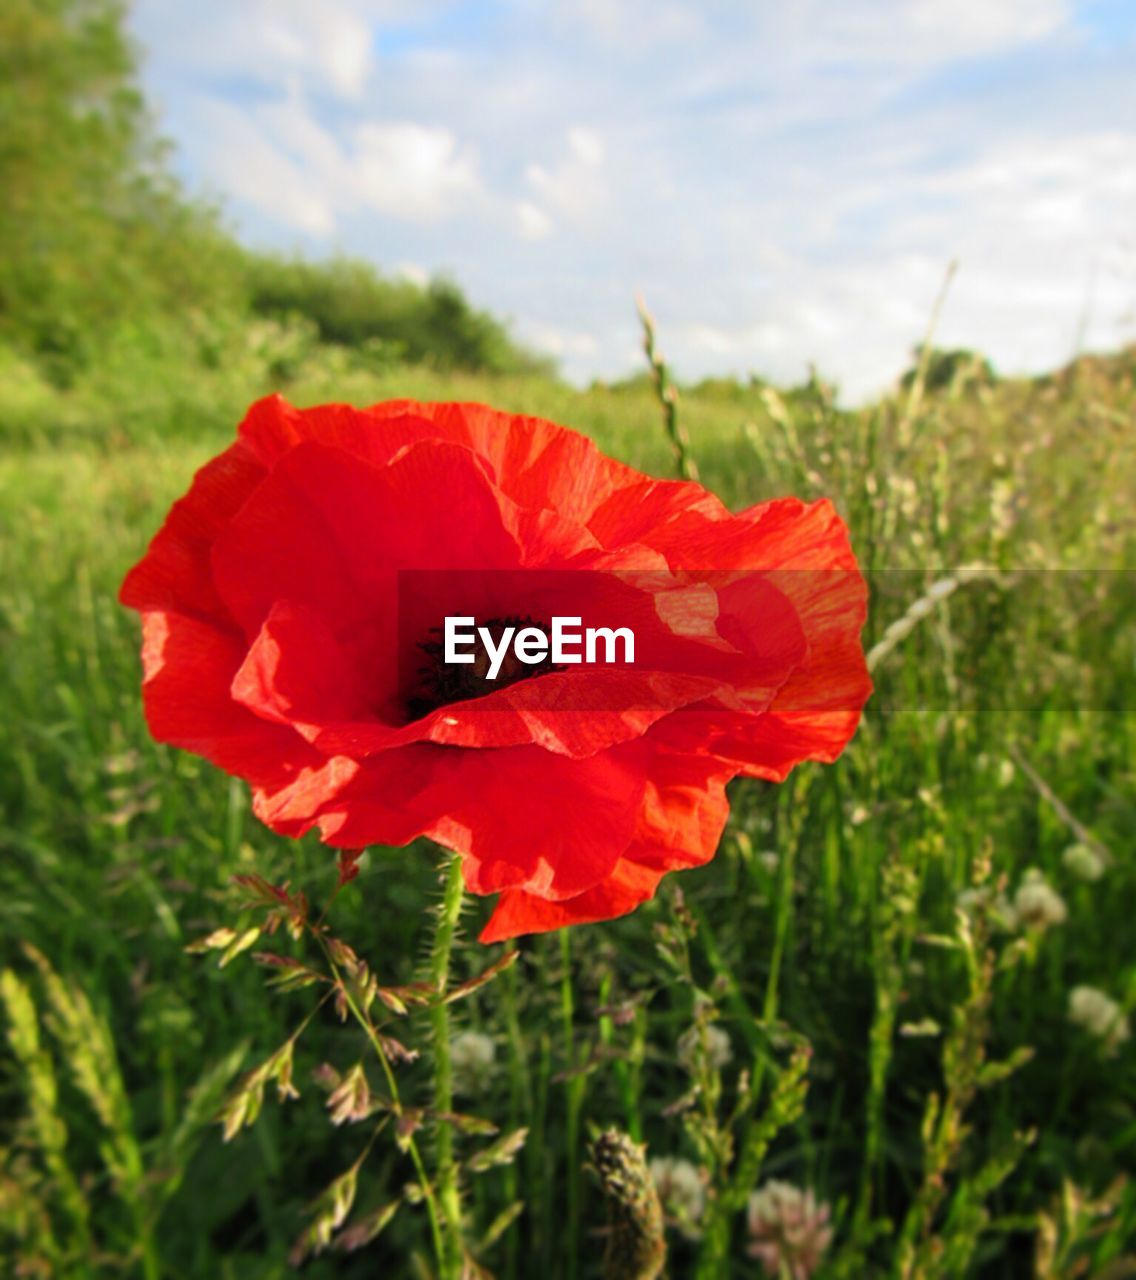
[129,0,1136,400]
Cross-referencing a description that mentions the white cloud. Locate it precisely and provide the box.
[135,0,376,99]
[566,126,605,168]
[515,201,554,241]
[130,0,1134,398]
[927,133,1136,209]
[759,0,1072,73]
[905,0,1069,49]
[682,322,787,357]
[522,323,599,359]
[189,91,481,233]
[634,126,1134,399]
[394,260,429,285]
[195,99,336,235]
[353,123,480,218]
[523,126,608,230]
[558,0,704,49]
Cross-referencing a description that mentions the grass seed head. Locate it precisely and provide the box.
[590,1129,666,1280]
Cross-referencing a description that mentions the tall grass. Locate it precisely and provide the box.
[2,339,1134,1277]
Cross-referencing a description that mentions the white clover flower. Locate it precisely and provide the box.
[956,885,1018,932]
[995,893,1020,931]
[956,886,985,915]
[1061,842,1105,883]
[1012,868,1067,930]
[450,1030,496,1096]
[677,1023,732,1073]
[746,1181,833,1279]
[1069,986,1131,1055]
[649,1156,706,1238]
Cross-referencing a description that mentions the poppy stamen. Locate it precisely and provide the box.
[409,615,559,718]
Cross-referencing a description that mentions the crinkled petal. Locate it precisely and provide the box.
[479,860,665,943]
[314,741,648,902]
[231,600,373,732]
[479,744,731,941]
[120,441,265,622]
[138,610,324,788]
[236,395,645,523]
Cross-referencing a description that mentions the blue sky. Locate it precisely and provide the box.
[130,0,1135,399]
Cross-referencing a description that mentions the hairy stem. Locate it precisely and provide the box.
[429,852,467,1278]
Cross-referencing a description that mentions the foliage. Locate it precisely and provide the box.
[899,348,997,399]
[0,0,545,396]
[2,340,1135,1276]
[244,255,553,377]
[0,0,245,378]
[2,3,1136,1275]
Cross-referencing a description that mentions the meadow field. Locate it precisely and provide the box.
[5,1,1136,1274]
[2,332,1134,1278]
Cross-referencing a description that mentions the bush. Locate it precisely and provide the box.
[244,254,552,376]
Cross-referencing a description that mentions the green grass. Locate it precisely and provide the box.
[1,342,1135,1278]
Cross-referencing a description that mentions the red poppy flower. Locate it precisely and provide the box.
[121,396,870,942]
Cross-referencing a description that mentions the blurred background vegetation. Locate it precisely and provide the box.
[0,0,550,423]
[2,2,1135,1279]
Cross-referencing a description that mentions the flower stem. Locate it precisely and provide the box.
[429,852,466,1278]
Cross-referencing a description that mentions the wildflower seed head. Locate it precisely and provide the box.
[1062,842,1105,883]
[590,1130,666,1280]
[746,1181,833,1280]
[450,1030,496,1097]
[956,886,984,915]
[677,1023,732,1074]
[1012,868,1067,930]
[1069,985,1131,1055]
[956,885,1018,932]
[649,1157,706,1239]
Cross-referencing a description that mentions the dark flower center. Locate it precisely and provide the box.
[408,615,558,719]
